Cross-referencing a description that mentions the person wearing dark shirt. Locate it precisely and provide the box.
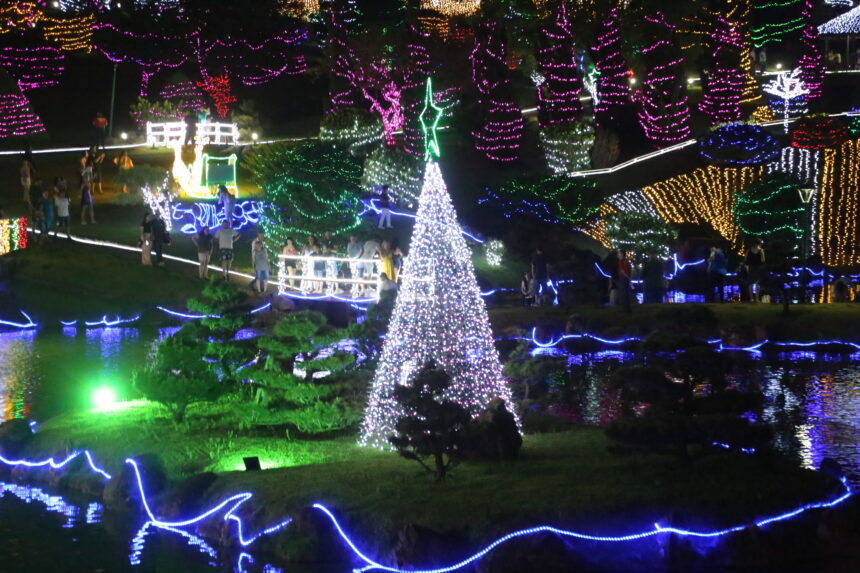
[531,247,548,305]
[743,242,766,302]
[377,186,393,229]
[707,246,729,302]
[617,251,633,313]
[150,213,168,267]
[641,254,665,304]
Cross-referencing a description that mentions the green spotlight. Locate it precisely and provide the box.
[92,386,118,410]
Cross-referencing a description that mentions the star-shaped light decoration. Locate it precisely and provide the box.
[419,77,444,160]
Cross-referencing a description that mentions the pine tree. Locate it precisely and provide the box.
[797,0,824,102]
[637,12,691,147]
[470,20,524,162]
[360,92,518,447]
[700,16,745,125]
[535,0,583,127]
[592,7,630,126]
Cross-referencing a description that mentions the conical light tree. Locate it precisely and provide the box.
[359,79,517,449]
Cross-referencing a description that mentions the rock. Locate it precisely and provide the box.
[391,523,465,570]
[158,472,219,520]
[0,418,33,457]
[274,506,350,565]
[103,453,168,513]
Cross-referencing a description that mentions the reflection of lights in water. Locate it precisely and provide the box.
[0,330,37,422]
[795,423,816,470]
[84,328,139,375]
[130,520,219,566]
[0,481,80,528]
[85,502,103,524]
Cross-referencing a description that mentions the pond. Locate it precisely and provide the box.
[1,327,859,571]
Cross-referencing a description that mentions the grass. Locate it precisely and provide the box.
[20,397,836,557]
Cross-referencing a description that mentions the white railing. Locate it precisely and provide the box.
[277,254,382,300]
[146,121,187,146]
[196,121,239,145]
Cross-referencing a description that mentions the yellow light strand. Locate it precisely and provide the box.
[819,140,860,266]
[0,219,11,256]
[42,13,94,53]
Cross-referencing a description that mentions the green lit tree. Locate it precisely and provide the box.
[183,279,256,385]
[320,107,384,157]
[734,173,804,242]
[605,211,677,262]
[247,142,363,244]
[490,176,603,228]
[133,330,229,422]
[246,312,361,434]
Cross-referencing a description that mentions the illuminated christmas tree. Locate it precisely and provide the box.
[360,80,517,449]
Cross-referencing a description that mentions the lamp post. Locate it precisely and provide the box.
[798,187,815,262]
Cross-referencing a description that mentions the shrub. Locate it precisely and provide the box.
[133,329,230,422]
[790,114,848,150]
[698,123,781,166]
[129,96,182,127]
[540,121,594,174]
[320,108,384,157]
[233,100,263,142]
[389,362,471,481]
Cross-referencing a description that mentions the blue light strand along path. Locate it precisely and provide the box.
[360,198,485,244]
[0,450,112,480]
[0,451,853,572]
[0,310,37,330]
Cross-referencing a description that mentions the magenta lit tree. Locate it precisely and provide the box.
[535,0,583,127]
[699,16,745,125]
[471,21,524,162]
[0,46,64,91]
[797,0,824,102]
[0,71,46,140]
[636,12,691,147]
[591,6,629,126]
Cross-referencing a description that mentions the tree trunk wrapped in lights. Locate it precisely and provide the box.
[591,6,630,126]
[535,0,583,128]
[797,0,824,102]
[700,16,745,125]
[636,12,691,147]
[751,0,804,48]
[470,20,524,162]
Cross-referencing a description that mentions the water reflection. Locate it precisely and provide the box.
[1,481,79,528]
[0,330,36,421]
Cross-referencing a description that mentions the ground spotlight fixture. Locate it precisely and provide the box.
[776,63,783,70]
[120,132,128,141]
[243,457,261,471]
[251,132,259,143]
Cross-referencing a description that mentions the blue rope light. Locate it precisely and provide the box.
[79,315,141,328]
[0,451,851,571]
[171,201,262,235]
[360,198,485,244]
[0,311,37,330]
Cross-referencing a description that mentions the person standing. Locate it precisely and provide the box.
[20,158,32,206]
[377,186,393,229]
[39,187,54,240]
[54,186,71,239]
[282,237,299,289]
[192,226,214,279]
[617,251,633,313]
[379,240,398,283]
[362,235,381,281]
[92,112,108,149]
[150,212,168,267]
[113,150,134,193]
[252,239,270,293]
[641,254,665,304]
[92,150,105,194]
[303,235,322,292]
[603,250,620,304]
[757,47,767,74]
[27,174,42,221]
[346,234,363,296]
[744,241,766,302]
[531,247,548,305]
[215,221,240,280]
[707,246,728,302]
[521,271,537,306]
[140,212,153,265]
[322,230,339,291]
[217,185,235,226]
